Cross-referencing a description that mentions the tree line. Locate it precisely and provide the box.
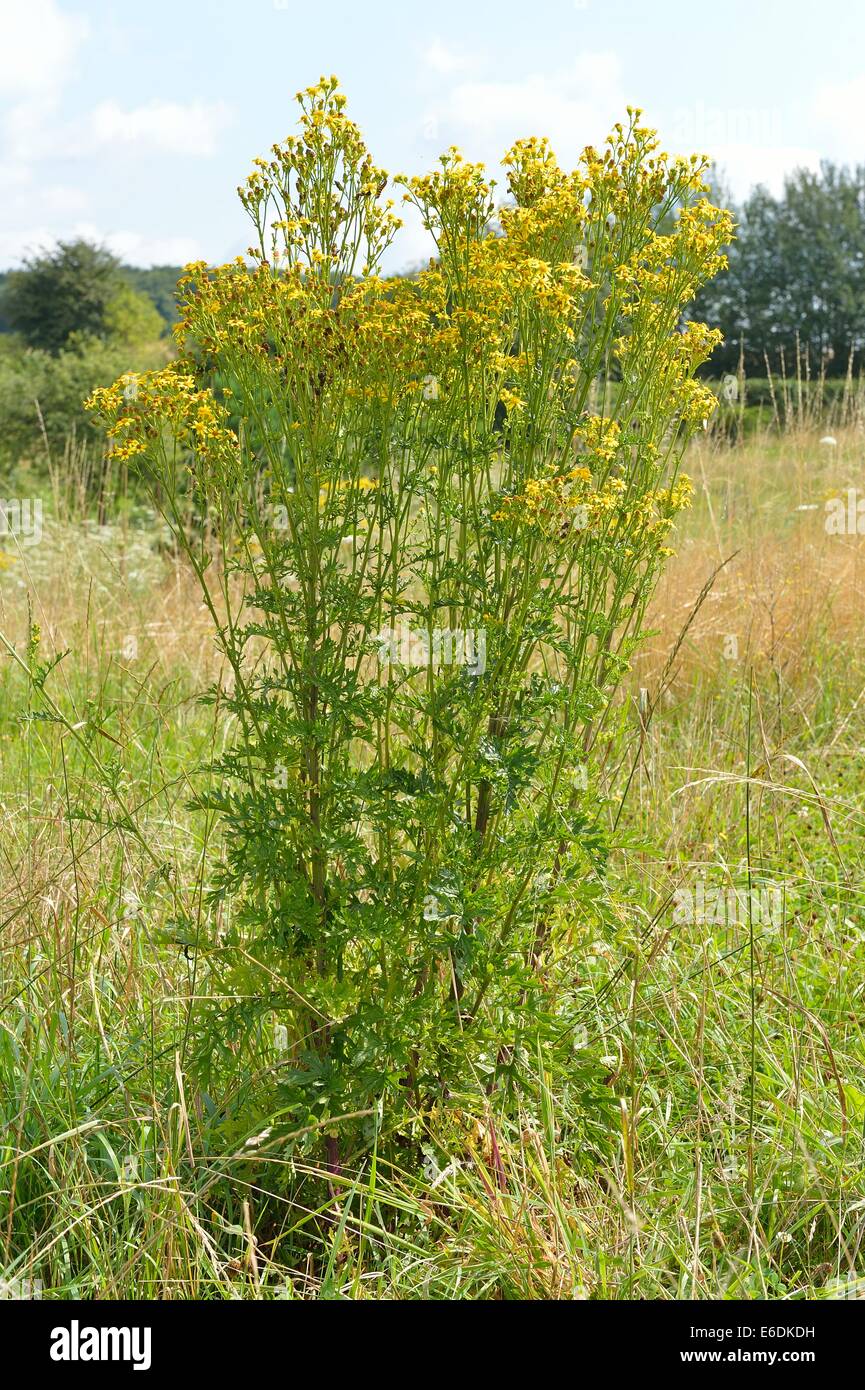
[693,161,865,377]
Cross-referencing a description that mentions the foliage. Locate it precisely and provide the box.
[103,283,166,348]
[693,162,865,375]
[0,333,166,466]
[2,421,863,1298]
[1,240,124,353]
[0,243,171,465]
[0,239,172,356]
[121,264,183,326]
[88,78,732,1165]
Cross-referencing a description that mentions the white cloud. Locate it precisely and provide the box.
[710,145,822,200]
[419,58,824,212]
[0,222,206,270]
[423,39,475,77]
[31,183,88,215]
[0,49,229,268]
[0,224,66,265]
[661,100,821,199]
[0,161,32,191]
[0,0,232,166]
[424,53,627,170]
[99,229,206,267]
[388,53,628,273]
[0,181,91,267]
[0,0,88,97]
[87,99,233,157]
[0,0,89,166]
[812,75,865,162]
[383,201,436,277]
[3,96,234,164]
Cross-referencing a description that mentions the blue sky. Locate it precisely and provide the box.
[1,0,864,272]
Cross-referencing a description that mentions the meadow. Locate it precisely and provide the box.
[1,405,863,1301]
[1,84,863,1305]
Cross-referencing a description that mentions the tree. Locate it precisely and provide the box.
[103,283,165,347]
[1,240,125,353]
[692,163,865,376]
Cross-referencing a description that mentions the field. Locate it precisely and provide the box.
[1,416,863,1301]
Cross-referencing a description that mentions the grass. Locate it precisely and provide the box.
[1,420,864,1300]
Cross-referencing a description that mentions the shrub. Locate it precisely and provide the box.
[102,284,166,349]
[88,78,732,1167]
[0,334,167,468]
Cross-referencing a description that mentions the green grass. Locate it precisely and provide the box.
[1,425,864,1299]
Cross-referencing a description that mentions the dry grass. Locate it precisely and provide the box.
[641,424,865,692]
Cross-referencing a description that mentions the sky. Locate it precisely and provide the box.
[1,0,864,274]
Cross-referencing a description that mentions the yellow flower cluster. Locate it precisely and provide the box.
[576,415,622,465]
[606,474,694,542]
[399,148,496,248]
[493,455,693,548]
[642,478,695,548]
[319,475,379,504]
[615,201,734,317]
[87,367,238,474]
[500,137,588,258]
[238,76,401,283]
[493,466,594,534]
[86,80,733,571]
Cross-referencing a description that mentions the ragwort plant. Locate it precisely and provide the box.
[88,77,733,1169]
